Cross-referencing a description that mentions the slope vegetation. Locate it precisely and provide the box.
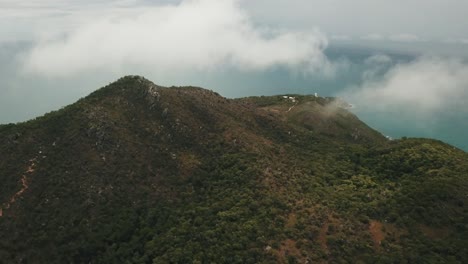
[0,76,467,263]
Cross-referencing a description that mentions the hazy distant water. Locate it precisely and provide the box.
[0,42,467,151]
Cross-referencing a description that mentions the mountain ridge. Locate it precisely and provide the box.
[0,76,467,263]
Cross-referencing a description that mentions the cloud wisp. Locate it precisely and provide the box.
[340,56,468,118]
[21,0,331,77]
[388,34,424,43]
[360,33,425,43]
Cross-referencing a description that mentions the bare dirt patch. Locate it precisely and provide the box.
[318,222,329,254]
[286,212,297,228]
[1,158,36,217]
[273,239,304,264]
[369,220,385,251]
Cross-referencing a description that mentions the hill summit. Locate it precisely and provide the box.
[0,76,467,263]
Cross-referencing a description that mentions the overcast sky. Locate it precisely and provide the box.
[1,0,468,43]
[244,0,468,41]
[1,0,468,149]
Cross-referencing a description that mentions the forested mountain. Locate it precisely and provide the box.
[1,76,467,263]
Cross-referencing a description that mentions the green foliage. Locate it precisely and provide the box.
[0,76,467,263]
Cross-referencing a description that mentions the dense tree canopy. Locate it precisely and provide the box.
[0,76,467,263]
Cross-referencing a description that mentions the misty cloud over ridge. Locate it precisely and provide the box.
[21,0,332,77]
[340,56,468,116]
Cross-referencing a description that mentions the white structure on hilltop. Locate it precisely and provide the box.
[283,95,297,103]
[314,93,318,97]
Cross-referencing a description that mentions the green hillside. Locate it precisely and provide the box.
[0,76,467,263]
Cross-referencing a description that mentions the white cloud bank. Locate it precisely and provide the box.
[21,0,331,77]
[341,57,468,115]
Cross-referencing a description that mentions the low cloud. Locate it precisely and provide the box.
[340,56,468,116]
[364,54,392,65]
[361,54,393,80]
[331,35,351,41]
[21,0,331,77]
[360,33,423,43]
[360,34,384,41]
[442,38,468,45]
[389,33,423,43]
